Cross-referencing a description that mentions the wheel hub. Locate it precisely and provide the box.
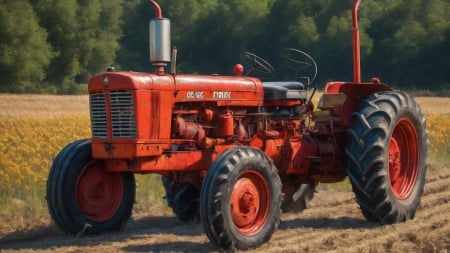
[229,171,270,235]
[76,161,123,222]
[231,178,260,228]
[239,191,256,213]
[389,138,401,181]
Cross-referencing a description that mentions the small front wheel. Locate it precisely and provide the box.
[46,139,135,235]
[200,147,282,250]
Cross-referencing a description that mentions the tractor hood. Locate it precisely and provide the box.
[88,72,264,106]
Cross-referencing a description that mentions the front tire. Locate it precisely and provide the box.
[200,147,282,250]
[346,91,428,223]
[46,139,136,235]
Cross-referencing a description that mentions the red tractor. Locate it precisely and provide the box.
[47,0,428,250]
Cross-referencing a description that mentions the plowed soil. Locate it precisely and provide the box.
[1,167,449,253]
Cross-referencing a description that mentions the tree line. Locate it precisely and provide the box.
[1,0,449,94]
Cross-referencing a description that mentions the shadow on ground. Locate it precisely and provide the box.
[0,213,379,252]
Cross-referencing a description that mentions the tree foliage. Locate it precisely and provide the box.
[30,0,123,93]
[0,0,449,93]
[0,0,52,93]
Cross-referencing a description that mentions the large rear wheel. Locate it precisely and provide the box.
[346,91,428,223]
[46,139,135,235]
[200,147,282,250]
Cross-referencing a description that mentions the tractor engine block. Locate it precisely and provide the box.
[170,102,309,152]
[171,103,259,150]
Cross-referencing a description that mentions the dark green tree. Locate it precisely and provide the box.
[0,0,52,93]
[117,0,271,75]
[118,0,221,73]
[116,0,157,72]
[31,0,79,89]
[22,0,446,93]
[366,0,450,89]
[32,0,123,93]
[180,0,272,74]
[77,0,123,82]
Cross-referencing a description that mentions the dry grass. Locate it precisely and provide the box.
[0,94,447,117]
[0,94,89,118]
[415,97,450,115]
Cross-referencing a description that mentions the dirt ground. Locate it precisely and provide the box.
[0,167,448,253]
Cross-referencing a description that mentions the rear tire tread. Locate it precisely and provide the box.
[346,91,428,224]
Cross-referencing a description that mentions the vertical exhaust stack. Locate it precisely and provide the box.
[149,0,171,75]
[352,0,361,83]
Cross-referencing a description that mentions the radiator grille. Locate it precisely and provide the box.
[110,90,137,138]
[89,90,137,138]
[89,91,107,138]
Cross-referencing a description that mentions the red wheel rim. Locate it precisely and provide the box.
[76,160,123,222]
[388,118,419,200]
[230,170,270,236]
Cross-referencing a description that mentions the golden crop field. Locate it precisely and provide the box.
[0,94,449,235]
[0,94,90,193]
[0,94,169,234]
[414,97,450,168]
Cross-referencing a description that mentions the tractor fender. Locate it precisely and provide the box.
[324,81,393,128]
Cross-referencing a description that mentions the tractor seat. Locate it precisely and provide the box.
[262,81,306,100]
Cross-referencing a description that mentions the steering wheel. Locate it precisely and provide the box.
[240,51,275,79]
[280,48,317,84]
